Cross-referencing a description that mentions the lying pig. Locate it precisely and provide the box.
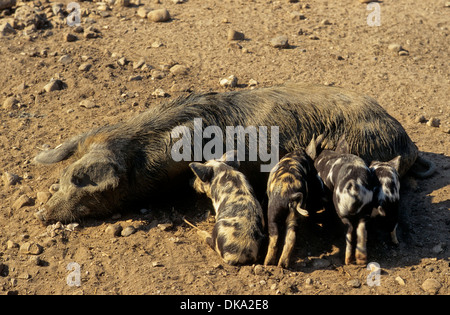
[189,151,265,265]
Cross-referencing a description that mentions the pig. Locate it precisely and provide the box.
[189,151,265,265]
[370,156,401,245]
[264,136,325,268]
[314,137,375,265]
[33,83,433,223]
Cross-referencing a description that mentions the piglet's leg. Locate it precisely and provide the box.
[355,220,368,265]
[264,222,279,266]
[343,219,355,265]
[278,209,298,268]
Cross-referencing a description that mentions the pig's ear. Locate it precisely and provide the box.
[34,133,85,164]
[70,160,122,190]
[388,156,401,172]
[335,136,350,154]
[189,162,213,183]
[219,150,240,169]
[305,134,324,159]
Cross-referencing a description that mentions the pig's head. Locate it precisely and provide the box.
[34,137,128,224]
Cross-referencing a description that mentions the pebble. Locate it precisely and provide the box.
[128,75,143,81]
[133,58,145,70]
[79,63,92,72]
[426,118,440,128]
[12,194,33,210]
[270,35,289,49]
[58,54,73,65]
[415,115,427,123]
[219,75,238,88]
[388,43,402,52]
[421,278,441,294]
[157,222,173,231]
[0,22,16,37]
[152,261,163,267]
[147,9,171,22]
[137,7,151,18]
[105,224,122,237]
[49,183,60,193]
[248,79,258,87]
[6,240,19,249]
[115,0,130,7]
[170,64,189,76]
[121,225,136,237]
[65,33,78,42]
[19,242,43,255]
[227,29,245,41]
[79,99,96,109]
[44,79,66,92]
[152,88,167,98]
[395,276,406,286]
[117,57,128,66]
[2,97,20,110]
[346,279,361,288]
[2,171,20,185]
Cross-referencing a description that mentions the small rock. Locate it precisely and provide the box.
[152,261,163,267]
[248,79,258,87]
[73,25,84,33]
[157,222,173,231]
[151,70,165,79]
[105,224,122,237]
[115,0,130,7]
[346,279,361,288]
[388,43,402,52]
[253,264,264,275]
[169,64,189,76]
[79,63,92,72]
[395,276,406,286]
[6,240,19,249]
[219,75,238,88]
[151,40,164,48]
[0,22,17,37]
[398,50,409,56]
[65,33,78,42]
[133,58,145,70]
[147,8,171,22]
[58,54,73,65]
[270,35,289,48]
[227,29,245,41]
[43,79,66,92]
[121,225,136,237]
[305,278,313,286]
[415,115,427,123]
[137,7,151,18]
[49,184,60,193]
[12,194,33,210]
[79,99,96,109]
[19,242,43,255]
[2,171,20,185]
[426,118,440,128]
[128,75,143,81]
[421,278,441,294]
[152,88,167,98]
[321,19,332,25]
[2,97,20,110]
[117,57,128,66]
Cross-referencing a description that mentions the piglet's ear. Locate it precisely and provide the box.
[371,206,386,218]
[189,162,213,183]
[219,150,240,169]
[388,156,401,172]
[335,136,350,154]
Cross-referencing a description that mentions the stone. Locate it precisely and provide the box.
[157,222,173,231]
[421,278,441,294]
[147,9,171,22]
[346,279,361,288]
[133,58,145,70]
[2,97,20,110]
[152,88,167,98]
[105,224,122,237]
[219,75,238,88]
[270,35,289,48]
[12,195,33,210]
[170,64,189,76]
[44,79,66,92]
[121,225,136,237]
[58,54,73,65]
[136,7,150,18]
[0,22,17,37]
[128,75,143,81]
[227,29,245,41]
[426,118,440,128]
[395,276,406,286]
[19,242,43,255]
[65,33,78,42]
[79,63,92,71]
[117,57,128,66]
[6,240,19,249]
[115,0,130,7]
[415,115,427,123]
[14,5,48,30]
[388,43,402,52]
[79,99,96,109]
[36,191,52,205]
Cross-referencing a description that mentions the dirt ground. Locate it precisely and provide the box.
[0,0,449,295]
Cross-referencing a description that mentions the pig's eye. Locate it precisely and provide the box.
[71,174,95,188]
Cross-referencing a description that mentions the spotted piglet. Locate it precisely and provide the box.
[189,151,265,266]
[370,156,401,245]
[264,137,325,268]
[314,137,374,265]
